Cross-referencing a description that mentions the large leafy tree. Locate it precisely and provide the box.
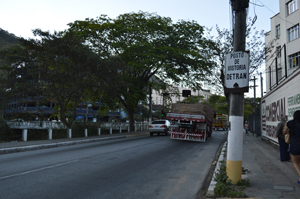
[68,11,216,130]
[208,94,254,120]
[0,29,20,117]
[1,30,100,128]
[208,95,228,114]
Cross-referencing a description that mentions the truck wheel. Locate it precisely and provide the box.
[207,125,211,137]
[150,133,153,136]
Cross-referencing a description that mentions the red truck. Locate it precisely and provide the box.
[166,103,213,142]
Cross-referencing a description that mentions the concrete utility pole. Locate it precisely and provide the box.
[260,72,263,137]
[260,73,263,99]
[251,76,256,110]
[227,0,249,184]
[149,84,152,124]
[250,76,257,135]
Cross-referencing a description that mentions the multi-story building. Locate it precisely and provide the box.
[151,85,212,106]
[265,0,300,90]
[4,64,122,122]
[262,0,300,145]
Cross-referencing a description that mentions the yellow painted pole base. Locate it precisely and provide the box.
[226,160,242,184]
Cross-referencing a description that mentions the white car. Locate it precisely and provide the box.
[149,120,171,136]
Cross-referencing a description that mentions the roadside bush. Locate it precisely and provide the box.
[0,119,11,133]
[27,129,48,141]
[71,122,101,138]
[0,119,12,141]
[52,128,68,139]
[214,160,229,184]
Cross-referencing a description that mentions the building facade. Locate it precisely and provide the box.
[151,85,212,106]
[262,0,300,145]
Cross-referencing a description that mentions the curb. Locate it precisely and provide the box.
[0,133,149,155]
[206,141,227,197]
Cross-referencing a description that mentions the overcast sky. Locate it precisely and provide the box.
[1,0,280,97]
[1,0,279,39]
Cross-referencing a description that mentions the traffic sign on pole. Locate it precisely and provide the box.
[225,51,249,93]
[227,0,249,185]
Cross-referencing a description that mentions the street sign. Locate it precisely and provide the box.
[225,51,249,93]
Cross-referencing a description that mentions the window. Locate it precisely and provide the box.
[276,46,281,57]
[278,68,283,79]
[276,25,280,37]
[288,52,300,68]
[287,0,298,15]
[288,24,299,42]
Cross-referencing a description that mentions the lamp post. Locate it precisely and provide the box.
[86,104,92,122]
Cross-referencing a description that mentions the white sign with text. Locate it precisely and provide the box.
[225,51,249,91]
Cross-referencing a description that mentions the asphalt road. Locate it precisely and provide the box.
[0,131,227,199]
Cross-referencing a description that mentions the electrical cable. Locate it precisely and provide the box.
[256,0,295,26]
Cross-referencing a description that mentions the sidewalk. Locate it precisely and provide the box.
[208,133,300,199]
[0,131,150,154]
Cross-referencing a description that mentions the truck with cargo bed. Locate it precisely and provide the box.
[166,103,213,142]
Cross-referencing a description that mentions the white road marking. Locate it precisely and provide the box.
[0,160,78,180]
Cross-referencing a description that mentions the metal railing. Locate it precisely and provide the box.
[6,121,149,131]
[2,121,149,142]
[6,121,66,129]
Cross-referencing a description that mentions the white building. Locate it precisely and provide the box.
[265,0,300,90]
[151,85,212,105]
[262,0,300,145]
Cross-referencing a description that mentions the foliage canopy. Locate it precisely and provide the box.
[68,11,217,129]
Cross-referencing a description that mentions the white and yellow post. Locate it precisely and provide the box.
[226,115,243,184]
[226,0,249,185]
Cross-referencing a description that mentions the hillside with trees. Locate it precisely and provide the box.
[0,28,20,47]
[0,28,20,118]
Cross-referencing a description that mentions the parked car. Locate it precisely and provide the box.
[149,120,171,136]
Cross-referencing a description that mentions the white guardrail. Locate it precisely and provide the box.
[6,121,149,131]
[6,121,149,141]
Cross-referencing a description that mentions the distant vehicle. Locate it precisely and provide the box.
[149,120,171,136]
[213,114,229,130]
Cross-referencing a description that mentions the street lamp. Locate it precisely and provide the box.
[86,104,92,122]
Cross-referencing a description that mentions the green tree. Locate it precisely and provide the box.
[208,95,254,120]
[244,104,254,121]
[215,96,228,114]
[68,11,216,130]
[0,29,20,118]
[208,95,221,107]
[244,97,260,121]
[182,96,204,104]
[208,95,228,114]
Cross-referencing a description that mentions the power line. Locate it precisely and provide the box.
[256,0,295,26]
[250,1,264,7]
[250,0,258,26]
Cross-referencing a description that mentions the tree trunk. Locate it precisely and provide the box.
[127,108,135,132]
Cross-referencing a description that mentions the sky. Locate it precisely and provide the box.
[1,0,280,97]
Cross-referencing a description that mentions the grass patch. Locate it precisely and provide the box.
[213,156,250,198]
